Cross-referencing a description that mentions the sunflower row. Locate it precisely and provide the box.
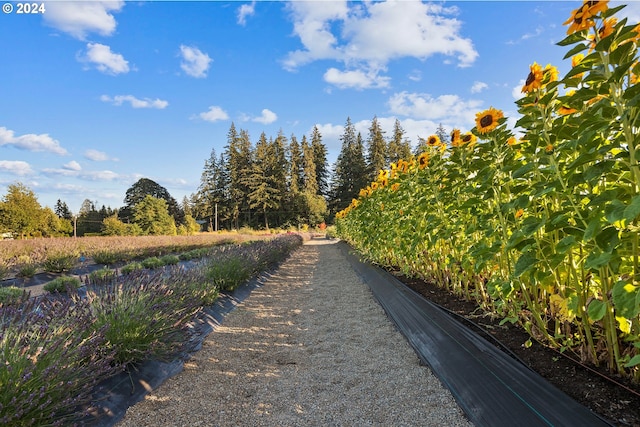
[337,0,640,381]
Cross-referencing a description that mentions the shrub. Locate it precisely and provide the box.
[120,261,143,275]
[0,262,9,280]
[160,254,180,265]
[205,255,252,292]
[141,256,165,269]
[43,253,76,273]
[84,271,202,365]
[43,276,81,293]
[0,286,28,305]
[0,298,121,425]
[88,267,117,285]
[17,262,37,278]
[92,250,120,265]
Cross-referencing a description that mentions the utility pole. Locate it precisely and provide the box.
[215,203,218,231]
[73,215,77,238]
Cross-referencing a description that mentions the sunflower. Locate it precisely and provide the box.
[426,135,441,147]
[359,188,369,198]
[584,0,609,16]
[558,106,579,115]
[545,144,554,154]
[571,54,585,79]
[563,3,596,35]
[351,198,359,208]
[397,159,409,174]
[417,152,429,169]
[544,64,558,83]
[515,209,524,219]
[522,62,544,93]
[391,183,400,192]
[461,132,477,148]
[475,107,504,134]
[450,129,462,147]
[371,182,379,191]
[507,136,518,146]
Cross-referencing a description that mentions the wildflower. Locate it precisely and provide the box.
[522,62,544,93]
[563,3,596,35]
[515,209,524,219]
[450,129,462,147]
[475,107,504,134]
[426,135,441,147]
[417,152,429,169]
[391,183,400,191]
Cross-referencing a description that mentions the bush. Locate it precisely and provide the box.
[141,256,165,269]
[84,271,202,365]
[43,253,76,273]
[205,256,252,292]
[88,267,117,285]
[43,276,81,293]
[120,261,143,275]
[0,286,28,305]
[160,255,180,265]
[17,262,37,278]
[0,262,9,280]
[0,298,121,425]
[92,250,120,265]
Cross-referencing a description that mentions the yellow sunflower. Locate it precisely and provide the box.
[563,3,596,35]
[544,64,558,83]
[426,135,441,147]
[391,183,400,192]
[522,62,544,93]
[359,188,369,198]
[507,136,518,146]
[515,209,524,219]
[461,132,477,148]
[351,198,359,208]
[371,182,379,191]
[545,144,554,154]
[585,0,609,16]
[450,129,462,147]
[475,107,504,134]
[417,152,429,169]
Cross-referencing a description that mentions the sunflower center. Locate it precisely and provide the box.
[525,72,535,86]
[480,115,493,128]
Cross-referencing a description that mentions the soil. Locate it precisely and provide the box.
[393,272,640,427]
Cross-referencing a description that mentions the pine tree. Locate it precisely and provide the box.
[311,126,329,197]
[301,135,318,195]
[436,122,449,145]
[226,124,253,229]
[54,199,73,220]
[366,116,387,182]
[330,117,367,213]
[388,119,413,163]
[288,135,303,194]
[243,132,281,229]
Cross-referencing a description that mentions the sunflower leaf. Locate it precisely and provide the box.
[563,43,588,60]
[587,299,607,321]
[557,32,586,47]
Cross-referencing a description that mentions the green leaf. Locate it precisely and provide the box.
[587,299,607,321]
[563,43,588,60]
[584,218,601,242]
[521,216,545,237]
[604,199,626,223]
[623,195,640,222]
[514,252,538,277]
[624,354,640,368]
[609,39,635,65]
[595,226,620,252]
[612,280,640,319]
[584,250,612,270]
[557,32,587,47]
[555,236,577,254]
[512,163,535,179]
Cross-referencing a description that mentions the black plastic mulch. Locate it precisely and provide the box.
[338,242,614,427]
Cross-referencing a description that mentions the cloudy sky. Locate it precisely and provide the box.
[2,0,638,212]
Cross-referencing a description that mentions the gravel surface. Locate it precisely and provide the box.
[116,238,472,426]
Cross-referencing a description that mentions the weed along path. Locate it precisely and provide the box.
[116,237,471,427]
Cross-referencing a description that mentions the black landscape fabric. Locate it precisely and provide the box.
[339,241,614,427]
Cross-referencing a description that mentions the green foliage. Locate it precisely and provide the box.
[160,254,180,265]
[0,298,120,425]
[0,262,8,280]
[0,183,45,239]
[133,195,177,236]
[102,214,141,236]
[121,261,144,275]
[141,256,165,269]
[205,256,251,291]
[92,250,121,265]
[88,267,117,285]
[17,262,37,278]
[43,275,81,293]
[43,252,77,273]
[0,286,27,304]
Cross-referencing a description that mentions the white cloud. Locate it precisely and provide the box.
[471,81,488,94]
[85,149,117,162]
[0,160,33,176]
[237,2,256,26]
[83,170,120,181]
[43,1,124,40]
[284,1,477,88]
[79,43,130,75]
[323,68,390,90]
[100,95,168,109]
[179,45,212,78]
[512,80,526,100]
[63,161,82,171]
[387,91,482,128]
[252,109,278,124]
[197,106,229,122]
[0,126,68,155]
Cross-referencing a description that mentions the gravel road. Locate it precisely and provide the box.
[116,237,472,426]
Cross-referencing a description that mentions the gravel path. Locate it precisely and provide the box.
[116,238,472,426]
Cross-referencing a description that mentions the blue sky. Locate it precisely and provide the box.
[2,0,638,212]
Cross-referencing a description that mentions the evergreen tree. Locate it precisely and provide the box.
[243,132,281,229]
[197,148,230,230]
[388,119,413,163]
[329,118,367,213]
[133,195,177,236]
[288,135,303,194]
[76,199,103,236]
[366,116,387,182]
[226,124,253,229]
[311,126,329,197]
[54,199,73,220]
[435,122,449,145]
[301,135,318,195]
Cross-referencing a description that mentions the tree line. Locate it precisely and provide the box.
[0,117,427,238]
